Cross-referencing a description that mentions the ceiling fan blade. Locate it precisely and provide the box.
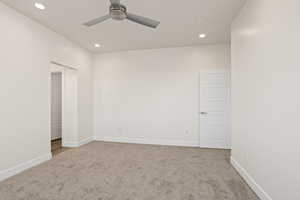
[83,15,111,27]
[126,13,160,28]
[110,0,120,5]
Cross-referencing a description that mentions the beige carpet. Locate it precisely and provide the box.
[0,142,259,200]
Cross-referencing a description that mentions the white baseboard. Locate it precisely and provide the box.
[230,157,272,200]
[0,153,52,182]
[0,136,94,182]
[94,136,199,147]
[51,136,61,141]
[63,136,94,148]
[78,136,94,146]
[62,141,79,147]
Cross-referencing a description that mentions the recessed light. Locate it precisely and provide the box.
[199,33,206,38]
[94,43,101,48]
[34,2,45,10]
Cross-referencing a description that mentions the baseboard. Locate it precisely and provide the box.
[63,136,94,148]
[0,153,52,182]
[78,136,94,146]
[94,136,199,147]
[51,136,61,141]
[62,141,79,147]
[230,157,272,200]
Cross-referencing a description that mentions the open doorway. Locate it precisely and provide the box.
[50,62,78,156]
[51,72,66,155]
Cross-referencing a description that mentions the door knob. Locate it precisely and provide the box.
[200,112,208,115]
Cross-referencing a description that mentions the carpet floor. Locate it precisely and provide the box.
[0,142,259,200]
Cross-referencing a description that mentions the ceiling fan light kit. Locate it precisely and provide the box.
[83,0,160,28]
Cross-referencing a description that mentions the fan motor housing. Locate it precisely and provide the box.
[110,4,127,20]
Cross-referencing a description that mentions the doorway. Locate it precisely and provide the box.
[50,72,65,155]
[199,70,231,149]
[50,62,78,156]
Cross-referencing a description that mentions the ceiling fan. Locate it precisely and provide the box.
[83,0,160,29]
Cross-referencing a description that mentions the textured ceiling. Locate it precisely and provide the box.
[1,0,245,53]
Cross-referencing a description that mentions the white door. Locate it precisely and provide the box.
[199,70,230,149]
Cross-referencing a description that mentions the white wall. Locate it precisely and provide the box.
[62,68,79,146]
[231,0,300,199]
[93,44,230,146]
[0,2,93,178]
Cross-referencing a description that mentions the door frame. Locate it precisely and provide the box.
[49,61,78,151]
